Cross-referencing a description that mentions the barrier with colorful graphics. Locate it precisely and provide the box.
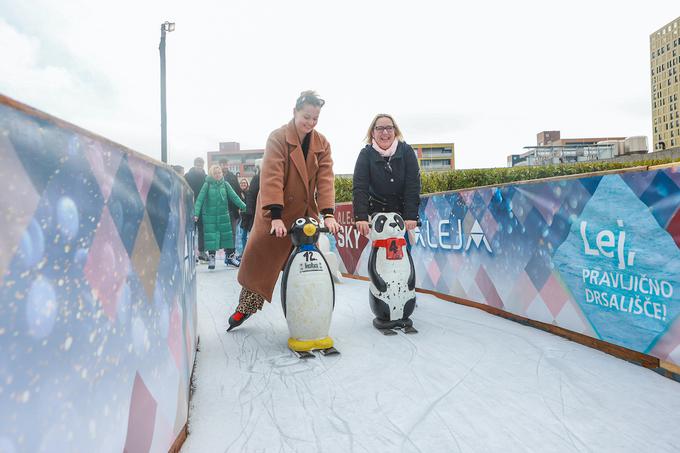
[335,166,680,369]
[0,95,197,452]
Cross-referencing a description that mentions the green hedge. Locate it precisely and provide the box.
[334,158,680,203]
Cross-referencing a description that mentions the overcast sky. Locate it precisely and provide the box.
[1,1,678,173]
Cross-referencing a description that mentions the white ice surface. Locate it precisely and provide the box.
[181,265,680,453]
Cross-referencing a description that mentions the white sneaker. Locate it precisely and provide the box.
[225,253,240,267]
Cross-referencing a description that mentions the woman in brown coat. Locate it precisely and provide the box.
[228,91,340,331]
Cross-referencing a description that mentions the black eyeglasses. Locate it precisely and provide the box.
[384,161,393,174]
[374,125,395,133]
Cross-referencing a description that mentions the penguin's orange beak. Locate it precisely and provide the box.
[303,223,316,237]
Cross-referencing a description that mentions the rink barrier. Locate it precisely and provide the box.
[343,273,678,380]
[335,163,680,382]
[0,94,199,452]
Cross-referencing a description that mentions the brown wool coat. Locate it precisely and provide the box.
[237,120,335,301]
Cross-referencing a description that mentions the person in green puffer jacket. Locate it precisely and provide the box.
[193,164,247,270]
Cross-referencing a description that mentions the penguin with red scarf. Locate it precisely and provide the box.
[367,212,417,335]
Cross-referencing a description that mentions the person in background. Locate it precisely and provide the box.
[236,178,249,253]
[240,158,262,239]
[172,164,185,175]
[219,159,242,257]
[352,113,421,239]
[184,157,208,262]
[228,91,340,331]
[193,164,246,269]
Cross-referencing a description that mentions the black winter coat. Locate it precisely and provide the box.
[224,170,241,221]
[184,167,207,200]
[352,141,421,221]
[241,172,260,232]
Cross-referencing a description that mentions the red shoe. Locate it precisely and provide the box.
[227,311,251,332]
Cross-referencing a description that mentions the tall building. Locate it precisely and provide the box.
[651,16,680,151]
[410,143,455,172]
[206,142,264,182]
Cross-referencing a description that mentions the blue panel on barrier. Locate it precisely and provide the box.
[553,175,680,352]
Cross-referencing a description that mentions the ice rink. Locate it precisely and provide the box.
[181,265,680,453]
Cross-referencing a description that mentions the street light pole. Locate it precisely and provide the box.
[159,21,175,163]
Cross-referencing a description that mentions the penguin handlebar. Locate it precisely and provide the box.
[270,226,331,236]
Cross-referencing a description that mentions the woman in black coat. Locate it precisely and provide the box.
[352,114,421,237]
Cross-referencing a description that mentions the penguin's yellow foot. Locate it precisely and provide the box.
[288,336,333,352]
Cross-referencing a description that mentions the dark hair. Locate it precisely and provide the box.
[295,90,325,111]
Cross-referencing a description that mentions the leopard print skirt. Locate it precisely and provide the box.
[236,287,265,314]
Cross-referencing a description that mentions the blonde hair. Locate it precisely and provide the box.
[209,164,222,178]
[364,113,404,144]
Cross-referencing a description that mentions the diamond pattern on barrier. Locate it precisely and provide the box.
[131,211,161,303]
[424,195,440,221]
[83,206,130,320]
[666,165,680,187]
[1,100,200,453]
[435,268,451,295]
[426,258,441,287]
[446,252,464,273]
[146,167,173,250]
[639,170,680,228]
[554,299,590,335]
[461,272,484,304]
[544,207,571,253]
[667,207,680,248]
[525,293,554,324]
[521,207,548,242]
[168,301,184,370]
[524,250,552,291]
[478,187,494,206]
[469,191,487,221]
[540,273,570,317]
[176,191,189,264]
[649,316,680,361]
[462,210,476,236]
[416,259,434,289]
[127,154,156,205]
[83,138,123,203]
[481,209,499,242]
[577,175,602,196]
[475,264,503,309]
[3,106,69,195]
[459,189,475,206]
[502,271,537,313]
[509,189,531,226]
[0,134,40,283]
[621,169,659,197]
[123,372,158,453]
[447,278,467,300]
[108,155,146,257]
